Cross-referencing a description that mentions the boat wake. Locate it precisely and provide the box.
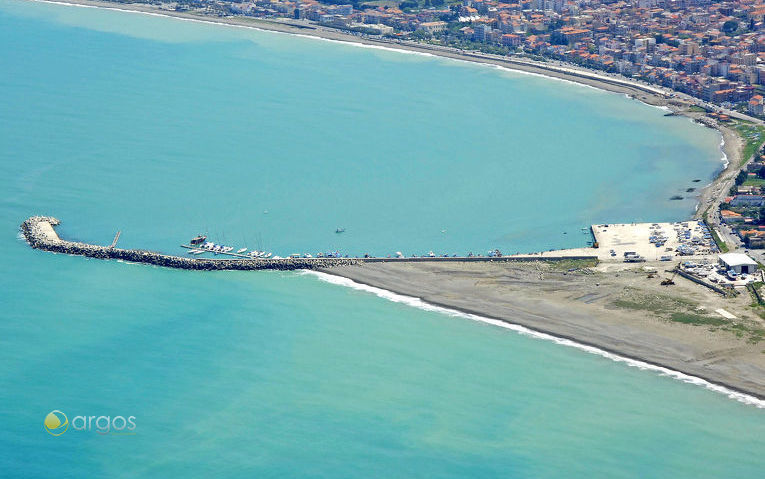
[302,270,765,408]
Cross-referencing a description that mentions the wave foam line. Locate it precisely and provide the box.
[303,270,765,408]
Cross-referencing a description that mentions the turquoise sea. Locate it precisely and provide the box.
[1,0,764,476]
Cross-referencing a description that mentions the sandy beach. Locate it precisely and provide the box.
[322,260,765,400]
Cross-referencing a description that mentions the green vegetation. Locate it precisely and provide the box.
[544,258,598,271]
[612,290,695,314]
[732,121,765,166]
[687,105,708,113]
[742,177,765,187]
[747,281,765,305]
[710,228,730,253]
[669,312,726,326]
[722,20,740,35]
[613,290,765,343]
[393,0,458,10]
[358,0,402,6]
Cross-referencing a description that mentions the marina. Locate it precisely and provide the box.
[23,216,738,273]
[20,216,597,271]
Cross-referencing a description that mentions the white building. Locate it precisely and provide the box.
[718,253,758,275]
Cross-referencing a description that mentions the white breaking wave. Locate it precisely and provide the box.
[302,270,765,408]
[719,135,730,169]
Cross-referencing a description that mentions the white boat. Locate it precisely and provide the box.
[428,251,435,257]
[262,252,272,258]
[237,248,247,254]
[222,246,233,253]
[187,249,200,254]
[395,251,403,258]
[192,250,206,255]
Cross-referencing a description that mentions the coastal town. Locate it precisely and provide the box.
[7,0,765,474]
[124,0,765,112]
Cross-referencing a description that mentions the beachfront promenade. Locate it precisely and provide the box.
[20,217,596,271]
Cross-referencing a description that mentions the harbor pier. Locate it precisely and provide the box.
[20,216,597,270]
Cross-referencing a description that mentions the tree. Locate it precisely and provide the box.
[550,31,568,45]
[722,20,738,35]
[735,169,748,185]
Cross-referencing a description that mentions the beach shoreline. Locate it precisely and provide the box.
[318,261,765,404]
[27,0,683,101]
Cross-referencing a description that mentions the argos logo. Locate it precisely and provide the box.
[44,410,136,436]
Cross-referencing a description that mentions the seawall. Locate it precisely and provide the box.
[20,216,597,270]
[20,216,364,271]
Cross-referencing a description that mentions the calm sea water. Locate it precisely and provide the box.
[1,1,763,477]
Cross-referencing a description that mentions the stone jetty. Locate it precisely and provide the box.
[20,216,597,271]
[20,216,363,271]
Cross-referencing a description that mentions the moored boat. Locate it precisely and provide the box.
[190,234,207,245]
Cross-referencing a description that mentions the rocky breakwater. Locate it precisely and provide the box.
[20,216,363,271]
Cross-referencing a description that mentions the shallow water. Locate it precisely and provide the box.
[2,1,762,477]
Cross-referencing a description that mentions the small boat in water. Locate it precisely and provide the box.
[190,234,207,245]
[336,227,346,234]
[237,248,247,254]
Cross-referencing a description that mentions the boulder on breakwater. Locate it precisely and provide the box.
[19,216,363,271]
